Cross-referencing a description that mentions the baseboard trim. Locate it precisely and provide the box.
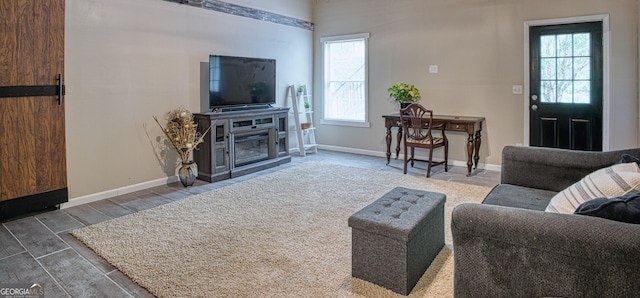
[318,144,502,172]
[63,145,500,209]
[62,176,178,209]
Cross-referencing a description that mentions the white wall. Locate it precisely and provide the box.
[65,0,313,199]
[313,0,639,166]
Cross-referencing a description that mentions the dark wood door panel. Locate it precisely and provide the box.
[0,0,66,212]
[0,95,65,201]
[0,97,66,201]
[0,1,64,86]
[35,94,67,193]
[570,118,593,151]
[538,117,558,148]
[536,116,597,151]
[1,98,37,200]
[34,0,65,85]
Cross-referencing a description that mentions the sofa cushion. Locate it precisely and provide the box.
[482,184,556,211]
[619,154,640,166]
[546,162,640,214]
[574,192,640,224]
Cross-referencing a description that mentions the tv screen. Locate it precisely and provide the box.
[209,55,276,110]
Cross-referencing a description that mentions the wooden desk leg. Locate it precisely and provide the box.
[395,126,402,160]
[466,133,474,176]
[474,130,481,169]
[385,124,392,165]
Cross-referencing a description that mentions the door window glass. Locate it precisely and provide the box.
[539,33,591,104]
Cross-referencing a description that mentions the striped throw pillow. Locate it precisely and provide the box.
[545,162,640,214]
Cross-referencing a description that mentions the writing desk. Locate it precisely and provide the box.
[382,114,485,176]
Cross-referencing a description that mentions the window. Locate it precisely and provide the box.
[539,33,592,104]
[320,33,370,127]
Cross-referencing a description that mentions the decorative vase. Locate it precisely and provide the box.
[178,161,198,187]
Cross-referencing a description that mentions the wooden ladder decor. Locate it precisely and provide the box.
[286,85,317,156]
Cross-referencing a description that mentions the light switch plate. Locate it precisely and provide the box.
[429,65,438,74]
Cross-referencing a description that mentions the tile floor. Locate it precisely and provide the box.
[0,150,500,297]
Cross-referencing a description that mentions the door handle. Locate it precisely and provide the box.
[57,73,64,105]
[531,94,538,101]
[531,104,538,111]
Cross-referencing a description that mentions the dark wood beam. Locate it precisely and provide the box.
[163,0,314,31]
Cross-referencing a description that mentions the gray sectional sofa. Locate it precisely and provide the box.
[451,145,640,298]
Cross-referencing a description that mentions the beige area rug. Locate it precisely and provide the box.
[72,162,491,297]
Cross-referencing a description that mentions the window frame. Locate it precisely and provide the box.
[320,33,370,128]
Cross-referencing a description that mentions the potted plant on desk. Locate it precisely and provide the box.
[387,83,421,110]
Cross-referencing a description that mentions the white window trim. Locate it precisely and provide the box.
[320,33,371,128]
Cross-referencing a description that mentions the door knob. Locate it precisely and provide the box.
[531,104,538,111]
[531,95,538,101]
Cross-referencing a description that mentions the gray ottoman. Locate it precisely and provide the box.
[348,187,446,295]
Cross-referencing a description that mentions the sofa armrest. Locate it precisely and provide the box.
[451,203,640,298]
[500,146,640,192]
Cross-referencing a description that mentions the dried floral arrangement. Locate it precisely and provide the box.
[153,108,212,163]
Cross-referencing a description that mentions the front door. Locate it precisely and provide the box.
[529,22,603,151]
[0,0,67,219]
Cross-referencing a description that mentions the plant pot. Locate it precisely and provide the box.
[178,161,198,187]
[399,102,411,114]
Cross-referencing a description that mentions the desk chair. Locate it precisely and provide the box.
[399,103,448,178]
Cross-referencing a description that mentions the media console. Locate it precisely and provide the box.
[193,107,290,182]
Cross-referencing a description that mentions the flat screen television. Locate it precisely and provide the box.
[209,55,276,110]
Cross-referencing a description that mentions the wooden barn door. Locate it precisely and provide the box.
[0,0,67,220]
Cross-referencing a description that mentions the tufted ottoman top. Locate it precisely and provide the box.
[348,187,446,242]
